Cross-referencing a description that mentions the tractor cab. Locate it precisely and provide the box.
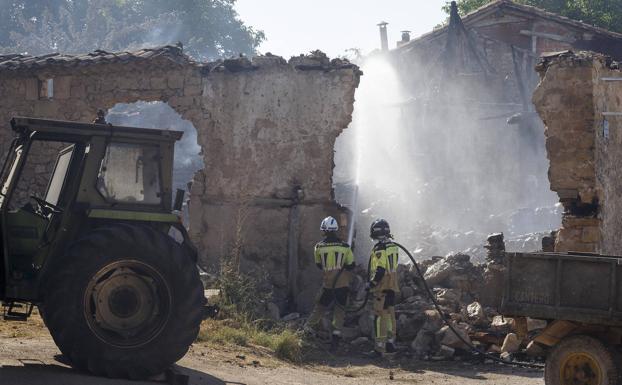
[0,117,203,380]
[0,117,187,304]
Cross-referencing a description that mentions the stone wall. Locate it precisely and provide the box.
[533,52,599,252]
[594,58,622,254]
[0,47,361,312]
[533,51,622,254]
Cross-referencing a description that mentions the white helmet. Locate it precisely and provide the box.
[320,216,339,232]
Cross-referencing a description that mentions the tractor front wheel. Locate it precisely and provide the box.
[42,224,204,379]
[545,335,620,385]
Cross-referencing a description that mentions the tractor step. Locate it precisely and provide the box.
[2,302,34,321]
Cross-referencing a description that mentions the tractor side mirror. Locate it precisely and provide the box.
[173,189,185,212]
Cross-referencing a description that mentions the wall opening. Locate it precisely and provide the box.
[39,78,54,99]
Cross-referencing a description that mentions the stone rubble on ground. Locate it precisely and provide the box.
[281,312,300,322]
[302,233,549,361]
[501,333,521,354]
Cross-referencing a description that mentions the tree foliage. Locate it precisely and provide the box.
[443,0,622,33]
[0,0,265,60]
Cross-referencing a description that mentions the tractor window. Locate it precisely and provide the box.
[45,145,74,206]
[9,141,70,210]
[0,147,23,208]
[97,143,161,204]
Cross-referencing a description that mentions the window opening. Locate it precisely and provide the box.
[39,78,54,99]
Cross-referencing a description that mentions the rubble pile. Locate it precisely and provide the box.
[288,234,548,361]
[338,191,562,264]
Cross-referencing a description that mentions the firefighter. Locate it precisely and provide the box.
[303,216,355,351]
[367,218,399,356]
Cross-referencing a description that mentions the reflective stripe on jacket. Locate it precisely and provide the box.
[369,241,400,292]
[314,239,354,288]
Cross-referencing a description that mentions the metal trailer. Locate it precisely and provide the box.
[502,252,622,384]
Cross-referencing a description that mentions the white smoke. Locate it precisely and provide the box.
[334,52,560,262]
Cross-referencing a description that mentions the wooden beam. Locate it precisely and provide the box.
[520,30,575,44]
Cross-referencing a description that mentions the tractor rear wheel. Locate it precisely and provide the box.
[545,335,620,385]
[41,224,204,379]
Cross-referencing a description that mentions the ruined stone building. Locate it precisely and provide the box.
[0,46,361,312]
[534,51,622,254]
[386,0,622,237]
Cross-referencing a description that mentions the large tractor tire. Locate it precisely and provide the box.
[41,224,205,379]
[545,335,620,385]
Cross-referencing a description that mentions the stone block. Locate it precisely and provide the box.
[70,85,86,99]
[401,286,415,299]
[266,302,280,320]
[491,315,512,333]
[168,95,196,108]
[501,333,521,353]
[25,78,38,101]
[527,318,547,332]
[500,351,513,362]
[184,84,203,96]
[421,309,443,332]
[185,75,202,86]
[397,313,425,341]
[358,314,373,337]
[53,76,72,99]
[150,77,167,89]
[438,345,455,359]
[411,329,435,356]
[167,74,185,89]
[581,226,600,243]
[437,324,471,350]
[34,101,59,116]
[466,302,486,324]
[101,78,117,92]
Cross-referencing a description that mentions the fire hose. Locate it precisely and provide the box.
[331,241,544,369]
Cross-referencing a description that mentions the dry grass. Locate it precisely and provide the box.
[202,200,305,362]
[197,319,303,362]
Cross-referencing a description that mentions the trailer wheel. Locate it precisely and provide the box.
[41,224,205,379]
[545,335,619,385]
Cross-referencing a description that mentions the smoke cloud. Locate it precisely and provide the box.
[334,53,560,262]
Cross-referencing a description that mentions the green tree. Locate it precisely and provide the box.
[444,0,622,33]
[0,0,264,60]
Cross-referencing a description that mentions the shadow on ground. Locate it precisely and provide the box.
[0,360,242,385]
[302,339,543,381]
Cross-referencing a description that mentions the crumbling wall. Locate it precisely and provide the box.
[189,54,360,312]
[0,47,361,312]
[533,51,622,254]
[533,52,599,252]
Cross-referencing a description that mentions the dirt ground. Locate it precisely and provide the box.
[0,317,544,385]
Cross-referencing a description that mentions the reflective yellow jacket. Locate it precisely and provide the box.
[314,237,354,288]
[369,241,399,292]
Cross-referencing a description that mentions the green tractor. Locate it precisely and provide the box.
[0,117,205,379]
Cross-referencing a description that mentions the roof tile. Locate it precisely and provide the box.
[0,45,191,72]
